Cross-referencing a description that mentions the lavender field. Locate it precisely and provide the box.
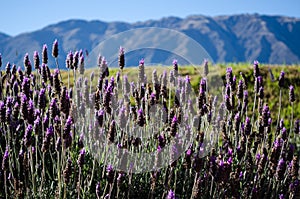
[0,40,299,199]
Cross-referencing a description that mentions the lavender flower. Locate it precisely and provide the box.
[167,189,175,199]
[268,68,275,82]
[33,51,40,70]
[2,148,9,170]
[97,54,102,68]
[253,60,260,77]
[22,77,30,96]
[52,39,58,58]
[118,46,125,70]
[40,63,48,83]
[203,59,209,76]
[173,59,178,77]
[100,57,109,78]
[38,88,46,111]
[226,67,233,85]
[24,124,33,147]
[118,106,127,129]
[79,55,85,75]
[237,80,244,99]
[170,115,178,136]
[262,104,270,127]
[27,99,35,124]
[96,109,104,127]
[60,86,70,116]
[96,182,101,198]
[42,126,54,152]
[77,148,85,168]
[11,64,17,75]
[63,158,72,184]
[258,86,264,99]
[281,127,287,140]
[276,158,286,181]
[244,117,251,136]
[73,51,79,70]
[53,69,61,94]
[63,116,73,148]
[106,165,114,184]
[42,44,48,64]
[138,58,145,85]
[137,109,145,127]
[66,51,73,69]
[49,98,59,120]
[278,71,285,88]
[225,94,231,111]
[108,120,116,143]
[289,85,295,103]
[24,53,32,76]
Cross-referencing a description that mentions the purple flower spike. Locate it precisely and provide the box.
[2,148,9,170]
[173,59,178,65]
[256,153,261,161]
[226,67,233,84]
[253,60,260,77]
[239,171,243,179]
[172,115,178,123]
[167,190,175,199]
[137,109,145,127]
[33,51,40,70]
[186,148,192,156]
[42,44,48,64]
[139,58,144,65]
[106,164,114,184]
[203,59,209,76]
[278,71,285,87]
[289,85,295,103]
[52,39,59,58]
[77,148,85,168]
[119,46,124,54]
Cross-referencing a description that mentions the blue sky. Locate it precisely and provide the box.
[1,0,299,36]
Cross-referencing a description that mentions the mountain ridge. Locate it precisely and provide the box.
[0,14,299,68]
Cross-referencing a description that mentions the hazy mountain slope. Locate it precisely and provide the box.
[0,14,299,68]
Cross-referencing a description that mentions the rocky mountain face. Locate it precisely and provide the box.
[0,14,299,68]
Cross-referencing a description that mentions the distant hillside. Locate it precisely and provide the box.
[0,14,299,68]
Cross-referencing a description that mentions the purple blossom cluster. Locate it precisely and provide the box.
[0,41,299,199]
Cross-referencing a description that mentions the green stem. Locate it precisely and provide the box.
[276,89,282,133]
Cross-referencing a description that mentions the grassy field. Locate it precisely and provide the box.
[60,63,300,125]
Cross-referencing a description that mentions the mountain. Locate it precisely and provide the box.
[0,14,299,68]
